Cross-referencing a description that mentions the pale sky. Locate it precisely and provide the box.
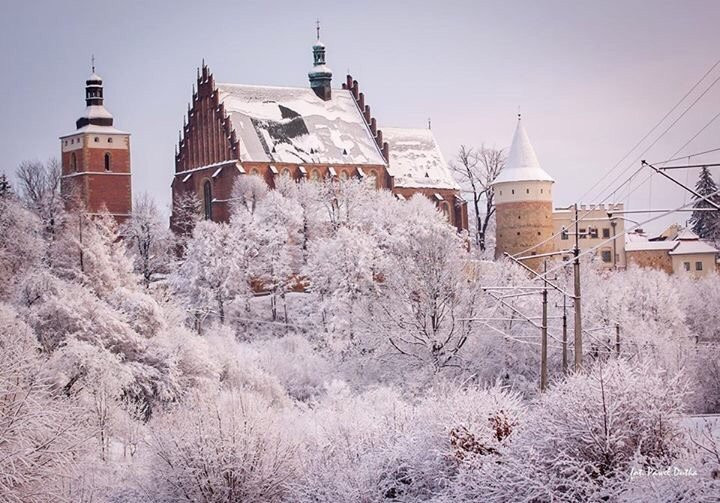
[2,0,719,232]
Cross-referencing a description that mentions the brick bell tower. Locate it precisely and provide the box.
[492,116,555,272]
[60,60,132,221]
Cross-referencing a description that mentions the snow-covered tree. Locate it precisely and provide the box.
[304,227,382,347]
[173,220,246,325]
[231,173,268,215]
[689,166,720,240]
[0,196,45,299]
[251,191,302,321]
[0,303,89,502]
[16,158,65,238]
[371,196,479,371]
[171,190,202,244]
[450,145,504,251]
[0,173,12,198]
[122,193,175,287]
[275,176,323,263]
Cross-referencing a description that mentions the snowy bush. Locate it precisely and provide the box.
[290,383,524,502]
[447,360,689,502]
[143,389,298,503]
[0,303,90,503]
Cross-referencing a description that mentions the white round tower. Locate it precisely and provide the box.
[493,117,554,271]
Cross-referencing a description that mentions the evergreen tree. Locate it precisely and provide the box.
[0,173,11,198]
[689,166,720,239]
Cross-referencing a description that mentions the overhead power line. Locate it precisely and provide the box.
[537,188,720,281]
[513,56,720,259]
[578,56,720,203]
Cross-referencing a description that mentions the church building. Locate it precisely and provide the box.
[60,65,132,221]
[171,31,467,230]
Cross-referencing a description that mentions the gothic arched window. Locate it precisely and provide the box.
[71,152,77,172]
[203,180,212,220]
[104,153,111,171]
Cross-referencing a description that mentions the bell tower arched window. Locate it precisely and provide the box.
[71,152,77,172]
[104,152,111,171]
[203,180,212,220]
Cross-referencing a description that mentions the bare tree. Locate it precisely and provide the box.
[121,193,174,287]
[16,158,64,236]
[450,146,504,251]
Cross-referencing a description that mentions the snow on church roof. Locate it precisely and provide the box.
[216,84,386,166]
[493,118,554,185]
[383,127,460,190]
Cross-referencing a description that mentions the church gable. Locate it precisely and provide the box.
[176,65,238,173]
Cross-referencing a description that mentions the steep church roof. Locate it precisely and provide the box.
[216,83,386,165]
[383,127,460,190]
[493,118,554,184]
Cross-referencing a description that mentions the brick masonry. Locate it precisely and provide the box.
[172,64,468,233]
[495,200,554,271]
[60,134,132,219]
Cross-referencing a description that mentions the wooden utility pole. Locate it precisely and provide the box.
[562,294,568,373]
[573,204,583,371]
[541,260,548,391]
[615,323,620,356]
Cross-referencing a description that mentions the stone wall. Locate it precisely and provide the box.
[626,250,673,274]
[495,200,554,271]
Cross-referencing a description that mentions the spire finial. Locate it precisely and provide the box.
[428,117,431,130]
[91,54,95,73]
[316,18,320,40]
[517,106,521,121]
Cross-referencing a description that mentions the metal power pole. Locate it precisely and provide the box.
[615,323,620,356]
[541,260,548,391]
[573,204,583,371]
[562,294,568,373]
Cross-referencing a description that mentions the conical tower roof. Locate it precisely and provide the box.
[493,117,554,184]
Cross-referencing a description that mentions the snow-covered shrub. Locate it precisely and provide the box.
[290,383,523,502]
[447,359,689,502]
[143,389,298,503]
[0,303,90,502]
[249,333,332,401]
